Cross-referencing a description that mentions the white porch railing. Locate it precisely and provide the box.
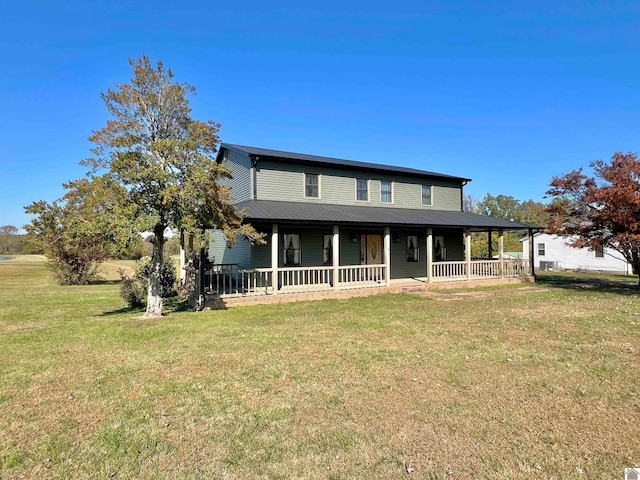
[338,264,386,288]
[204,259,529,298]
[432,259,530,283]
[279,266,333,292]
[203,268,273,297]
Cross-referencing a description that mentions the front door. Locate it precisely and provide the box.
[365,234,382,264]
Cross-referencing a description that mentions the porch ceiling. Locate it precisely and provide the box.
[234,200,539,231]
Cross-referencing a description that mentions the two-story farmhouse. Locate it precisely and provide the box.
[185,144,538,307]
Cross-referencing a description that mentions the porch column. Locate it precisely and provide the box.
[271,223,279,293]
[384,227,391,287]
[528,228,536,278]
[487,229,492,260]
[332,225,340,290]
[426,228,433,283]
[498,229,504,278]
[465,228,472,280]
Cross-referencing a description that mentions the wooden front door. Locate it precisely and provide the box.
[366,235,382,264]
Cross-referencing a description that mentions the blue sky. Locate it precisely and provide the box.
[2,0,639,230]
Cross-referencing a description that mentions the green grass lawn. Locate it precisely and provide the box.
[1,257,639,479]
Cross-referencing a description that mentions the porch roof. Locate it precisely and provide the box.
[234,200,538,231]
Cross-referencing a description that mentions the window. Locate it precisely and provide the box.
[421,185,432,206]
[356,178,369,201]
[407,235,419,262]
[283,234,301,266]
[381,181,393,203]
[434,236,446,261]
[323,235,333,265]
[595,246,604,258]
[305,173,319,198]
[537,243,545,256]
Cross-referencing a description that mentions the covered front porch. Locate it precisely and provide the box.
[189,222,535,307]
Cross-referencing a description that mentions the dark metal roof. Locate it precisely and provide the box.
[234,200,538,230]
[220,143,471,183]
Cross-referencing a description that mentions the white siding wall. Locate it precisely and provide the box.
[522,233,630,273]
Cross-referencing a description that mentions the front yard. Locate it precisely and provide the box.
[1,257,638,478]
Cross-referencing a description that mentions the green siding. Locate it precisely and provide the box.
[256,160,462,211]
[221,148,252,202]
[207,230,252,269]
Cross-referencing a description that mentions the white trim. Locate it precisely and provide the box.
[355,178,370,202]
[380,180,394,204]
[421,184,433,206]
[303,172,321,199]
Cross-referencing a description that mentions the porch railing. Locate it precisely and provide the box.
[203,259,529,298]
[279,266,333,292]
[203,268,273,297]
[432,259,530,282]
[338,264,386,288]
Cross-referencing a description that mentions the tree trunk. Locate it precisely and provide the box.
[630,250,640,287]
[145,224,166,318]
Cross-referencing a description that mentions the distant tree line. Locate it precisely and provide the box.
[463,193,549,259]
[0,226,39,255]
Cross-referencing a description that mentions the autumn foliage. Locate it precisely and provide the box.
[546,152,640,282]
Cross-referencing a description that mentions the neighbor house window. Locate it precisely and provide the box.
[421,185,432,206]
[594,246,604,258]
[305,173,319,198]
[537,243,545,256]
[407,235,419,262]
[381,180,393,203]
[323,235,333,265]
[356,178,369,201]
[284,234,301,266]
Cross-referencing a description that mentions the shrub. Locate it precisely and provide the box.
[134,257,177,298]
[118,269,145,308]
[118,258,178,307]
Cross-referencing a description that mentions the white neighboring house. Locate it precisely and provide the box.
[521,232,631,274]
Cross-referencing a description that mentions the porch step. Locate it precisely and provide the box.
[401,285,427,294]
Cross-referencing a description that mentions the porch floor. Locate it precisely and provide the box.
[205,275,536,309]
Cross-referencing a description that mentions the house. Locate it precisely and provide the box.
[184,144,538,307]
[521,232,631,274]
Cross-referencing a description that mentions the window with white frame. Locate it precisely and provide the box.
[406,235,419,262]
[421,184,432,206]
[537,243,545,256]
[304,173,319,198]
[381,180,393,203]
[356,178,369,201]
[283,234,301,266]
[594,246,604,258]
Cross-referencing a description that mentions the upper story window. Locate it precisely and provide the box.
[421,185,433,206]
[304,173,319,198]
[356,178,369,202]
[594,246,604,258]
[537,243,545,256]
[381,181,393,203]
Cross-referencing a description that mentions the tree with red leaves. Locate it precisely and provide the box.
[546,152,640,283]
